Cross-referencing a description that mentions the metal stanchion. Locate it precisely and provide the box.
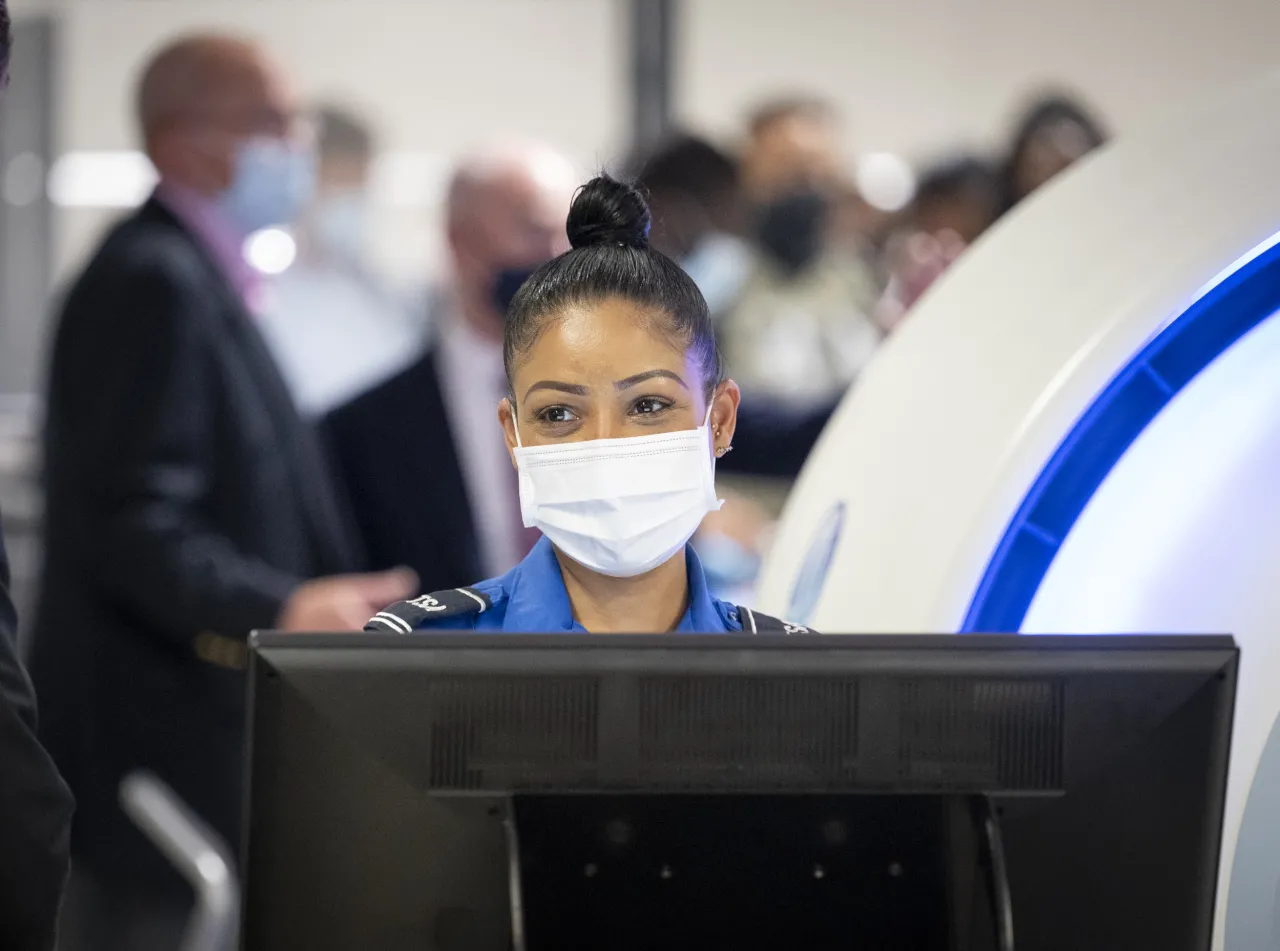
[119,771,240,951]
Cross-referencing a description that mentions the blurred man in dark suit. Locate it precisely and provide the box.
[29,34,413,951]
[325,142,575,589]
[0,5,76,948]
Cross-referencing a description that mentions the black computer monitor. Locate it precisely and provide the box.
[242,634,1235,951]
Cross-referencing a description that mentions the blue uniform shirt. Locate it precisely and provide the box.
[410,536,745,633]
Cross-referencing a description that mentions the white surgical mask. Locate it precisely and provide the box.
[513,404,724,578]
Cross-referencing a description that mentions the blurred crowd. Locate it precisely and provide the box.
[256,81,1108,598]
[261,89,1109,422]
[1,27,1109,951]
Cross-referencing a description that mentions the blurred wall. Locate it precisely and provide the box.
[11,0,1280,302]
[682,0,1280,161]
[16,0,622,286]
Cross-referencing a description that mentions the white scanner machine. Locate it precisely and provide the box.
[757,74,1280,950]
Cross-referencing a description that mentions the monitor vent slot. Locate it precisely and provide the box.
[427,677,600,790]
[894,679,1063,791]
[635,676,859,789]
[423,674,1062,794]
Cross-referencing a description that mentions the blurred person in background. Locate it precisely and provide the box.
[875,156,1001,331]
[324,141,575,591]
[999,92,1108,213]
[0,3,76,948]
[721,97,883,409]
[908,155,1001,246]
[258,103,425,417]
[29,34,413,950]
[629,132,750,322]
[627,132,831,597]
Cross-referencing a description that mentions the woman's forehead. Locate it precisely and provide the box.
[516,299,691,378]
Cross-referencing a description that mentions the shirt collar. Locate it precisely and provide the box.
[500,536,725,633]
[678,543,727,633]
[153,181,262,311]
[502,536,578,632]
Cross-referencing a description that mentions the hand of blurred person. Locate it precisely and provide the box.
[276,568,418,632]
[700,489,774,552]
[875,228,967,332]
[696,490,777,598]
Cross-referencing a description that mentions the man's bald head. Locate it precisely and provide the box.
[445,142,576,338]
[446,141,576,233]
[137,33,299,194]
[138,35,263,139]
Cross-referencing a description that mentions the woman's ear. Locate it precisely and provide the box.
[498,398,520,468]
[709,380,741,456]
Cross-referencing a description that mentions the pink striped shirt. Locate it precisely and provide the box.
[153,182,263,313]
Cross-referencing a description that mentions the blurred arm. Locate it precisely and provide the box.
[0,517,73,951]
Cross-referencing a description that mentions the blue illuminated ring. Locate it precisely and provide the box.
[963,235,1280,632]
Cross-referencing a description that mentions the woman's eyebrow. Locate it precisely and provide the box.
[524,380,590,400]
[614,369,688,391]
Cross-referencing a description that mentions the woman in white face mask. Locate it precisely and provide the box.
[365,175,809,636]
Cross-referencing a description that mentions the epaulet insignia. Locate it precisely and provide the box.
[364,587,492,633]
[735,605,815,636]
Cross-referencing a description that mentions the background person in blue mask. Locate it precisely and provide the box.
[258,104,425,417]
[30,34,414,951]
[627,132,750,324]
[366,176,808,636]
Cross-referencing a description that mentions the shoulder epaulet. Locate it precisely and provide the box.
[365,587,492,633]
[736,605,815,636]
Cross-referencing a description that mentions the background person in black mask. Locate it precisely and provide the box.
[324,141,575,590]
[718,97,882,409]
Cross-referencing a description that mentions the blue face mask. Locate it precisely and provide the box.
[313,189,370,264]
[217,137,316,236]
[491,264,543,318]
[681,232,752,317]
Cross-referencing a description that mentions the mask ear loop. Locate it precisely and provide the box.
[702,389,716,429]
[509,398,524,448]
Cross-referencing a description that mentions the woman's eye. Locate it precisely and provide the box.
[631,397,672,416]
[538,405,578,424]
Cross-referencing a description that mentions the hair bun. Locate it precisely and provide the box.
[566,175,651,251]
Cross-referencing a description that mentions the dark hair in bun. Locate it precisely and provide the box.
[566,176,651,250]
[505,175,722,399]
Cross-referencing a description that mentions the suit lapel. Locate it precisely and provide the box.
[145,200,358,573]
[417,351,483,582]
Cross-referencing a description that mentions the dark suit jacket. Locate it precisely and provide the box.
[29,197,355,892]
[322,349,483,590]
[0,517,73,951]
